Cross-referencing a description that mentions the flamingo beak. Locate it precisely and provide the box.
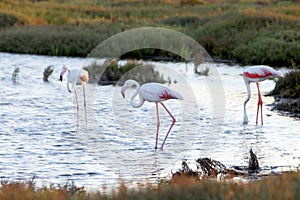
[121,87,126,98]
[59,71,64,82]
[280,72,284,77]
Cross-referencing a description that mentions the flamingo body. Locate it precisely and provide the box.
[60,66,89,92]
[139,83,183,102]
[243,65,283,125]
[60,66,89,124]
[243,66,282,82]
[121,79,183,150]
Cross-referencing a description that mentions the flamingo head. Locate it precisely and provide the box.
[121,79,139,98]
[59,65,70,81]
[121,87,126,98]
[277,71,284,78]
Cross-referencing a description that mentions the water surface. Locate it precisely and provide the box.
[0,53,299,190]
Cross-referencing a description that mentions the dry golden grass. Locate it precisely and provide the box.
[0,0,297,26]
[244,7,300,22]
[0,171,299,200]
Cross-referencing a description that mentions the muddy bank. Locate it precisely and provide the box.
[268,70,300,116]
[271,98,300,116]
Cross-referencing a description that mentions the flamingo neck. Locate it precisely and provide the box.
[129,82,144,108]
[67,70,73,93]
[243,77,251,124]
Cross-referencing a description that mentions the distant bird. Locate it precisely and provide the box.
[43,65,54,82]
[60,65,89,124]
[121,79,183,150]
[243,65,283,125]
[12,67,20,83]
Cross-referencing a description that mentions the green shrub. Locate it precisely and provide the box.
[270,70,300,98]
[0,24,119,56]
[83,60,166,85]
[232,29,300,66]
[194,11,300,65]
[0,13,25,28]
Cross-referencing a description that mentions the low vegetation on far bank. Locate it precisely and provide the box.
[0,0,300,67]
[83,59,166,85]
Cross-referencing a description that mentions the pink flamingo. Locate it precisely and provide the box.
[243,65,283,125]
[121,79,183,150]
[60,66,89,124]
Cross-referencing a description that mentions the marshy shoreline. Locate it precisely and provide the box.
[1,161,299,200]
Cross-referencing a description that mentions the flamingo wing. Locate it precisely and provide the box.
[139,83,183,102]
[80,69,89,83]
[68,69,89,85]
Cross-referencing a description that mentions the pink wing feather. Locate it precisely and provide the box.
[139,83,183,102]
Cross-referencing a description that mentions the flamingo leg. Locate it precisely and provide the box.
[83,84,87,125]
[155,102,160,149]
[160,102,176,150]
[256,99,259,125]
[74,87,79,125]
[256,82,263,125]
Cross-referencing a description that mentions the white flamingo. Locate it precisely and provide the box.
[60,66,89,124]
[121,79,183,150]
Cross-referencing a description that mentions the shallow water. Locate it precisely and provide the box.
[0,53,299,190]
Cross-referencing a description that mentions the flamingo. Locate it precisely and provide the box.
[60,65,89,124]
[243,65,283,125]
[121,79,183,150]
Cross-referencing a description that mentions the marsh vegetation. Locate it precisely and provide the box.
[1,170,300,200]
[0,0,300,66]
[83,59,166,85]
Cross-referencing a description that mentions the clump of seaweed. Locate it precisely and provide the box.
[43,65,54,82]
[196,158,227,177]
[170,148,260,184]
